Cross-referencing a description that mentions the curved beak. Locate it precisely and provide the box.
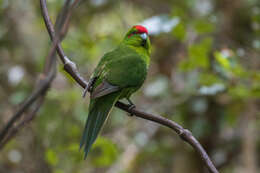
[140,33,148,47]
[140,33,148,41]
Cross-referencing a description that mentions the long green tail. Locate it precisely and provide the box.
[80,92,120,158]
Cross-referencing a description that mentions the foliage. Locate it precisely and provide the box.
[0,0,260,173]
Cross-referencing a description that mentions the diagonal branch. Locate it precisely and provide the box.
[39,1,219,173]
[40,0,87,87]
[0,97,45,150]
[0,68,56,143]
[0,0,74,148]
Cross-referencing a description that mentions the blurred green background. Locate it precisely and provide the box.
[0,0,260,172]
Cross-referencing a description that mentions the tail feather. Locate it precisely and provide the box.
[80,92,120,158]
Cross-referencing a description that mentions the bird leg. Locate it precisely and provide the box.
[82,77,97,98]
[126,98,136,116]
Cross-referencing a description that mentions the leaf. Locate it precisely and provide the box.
[172,22,186,41]
[91,137,119,167]
[186,37,213,69]
[228,84,251,99]
[194,19,215,34]
[214,50,247,78]
[199,73,223,86]
[45,149,59,166]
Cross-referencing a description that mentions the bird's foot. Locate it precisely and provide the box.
[128,104,136,116]
[82,85,89,98]
[82,78,96,98]
[126,98,136,116]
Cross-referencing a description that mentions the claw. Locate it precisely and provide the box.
[126,98,136,116]
[82,77,96,98]
[128,104,136,116]
[82,85,89,98]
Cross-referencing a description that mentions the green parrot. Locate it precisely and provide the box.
[80,25,151,158]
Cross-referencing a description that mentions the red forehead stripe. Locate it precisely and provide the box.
[134,25,148,34]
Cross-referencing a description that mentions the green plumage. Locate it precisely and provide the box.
[80,25,151,158]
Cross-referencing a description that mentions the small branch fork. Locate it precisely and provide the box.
[0,0,218,173]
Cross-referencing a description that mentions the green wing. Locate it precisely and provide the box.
[105,54,147,88]
[91,51,114,78]
[91,46,147,97]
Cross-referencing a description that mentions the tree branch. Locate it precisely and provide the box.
[0,97,44,150]
[0,68,56,143]
[0,0,73,148]
[39,0,219,173]
[0,0,218,172]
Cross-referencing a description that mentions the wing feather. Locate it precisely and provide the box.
[91,80,120,99]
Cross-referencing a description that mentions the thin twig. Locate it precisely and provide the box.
[39,0,219,173]
[0,97,44,150]
[0,0,73,148]
[40,0,88,87]
[0,69,55,142]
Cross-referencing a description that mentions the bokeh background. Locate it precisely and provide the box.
[0,0,260,173]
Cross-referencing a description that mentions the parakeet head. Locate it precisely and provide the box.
[123,25,151,55]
